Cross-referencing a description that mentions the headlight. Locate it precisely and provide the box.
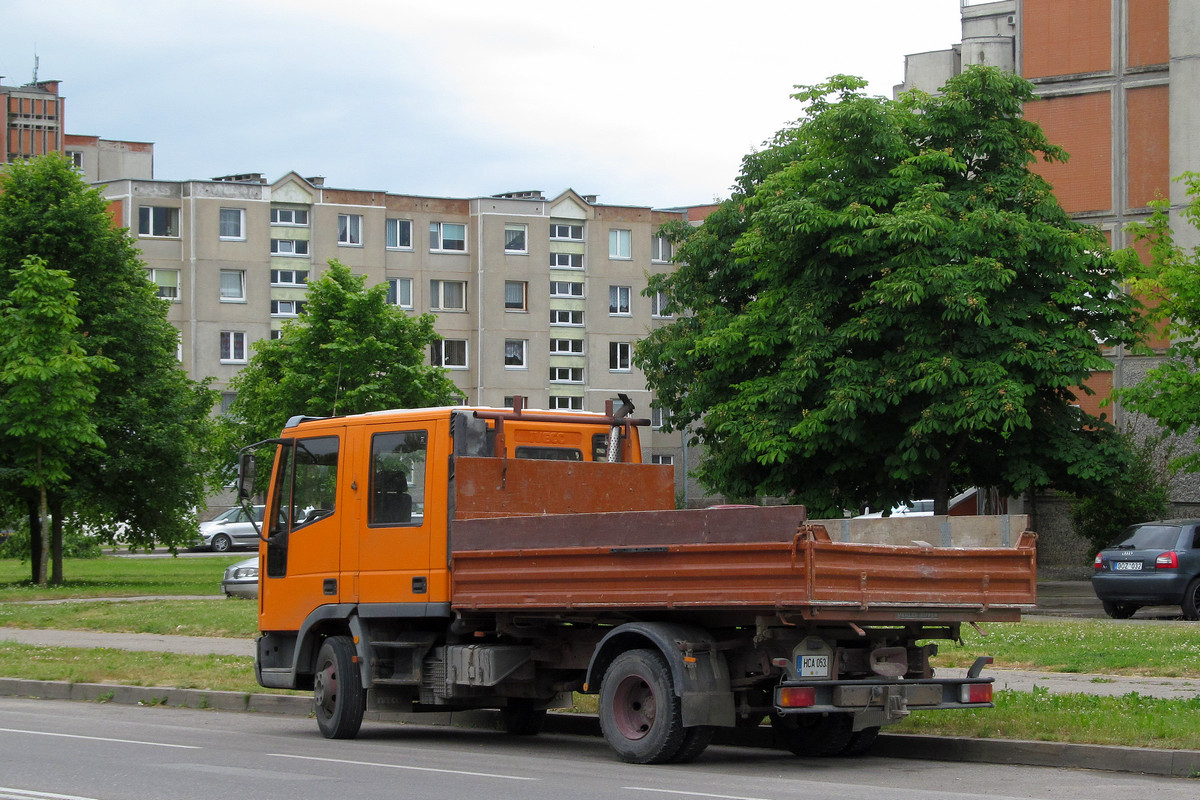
[233,567,258,579]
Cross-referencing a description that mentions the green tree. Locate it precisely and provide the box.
[0,257,113,583]
[1115,172,1200,471]
[0,153,216,573]
[1070,428,1170,555]
[216,260,461,476]
[636,67,1146,515]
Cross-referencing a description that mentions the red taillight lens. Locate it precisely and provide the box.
[960,683,993,704]
[1156,551,1179,569]
[1094,553,1104,570]
[777,686,817,708]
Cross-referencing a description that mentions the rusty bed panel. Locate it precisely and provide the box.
[452,457,675,519]
[449,510,1037,619]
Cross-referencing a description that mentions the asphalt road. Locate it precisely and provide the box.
[2,697,1197,800]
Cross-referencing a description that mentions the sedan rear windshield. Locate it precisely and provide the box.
[1113,524,1181,550]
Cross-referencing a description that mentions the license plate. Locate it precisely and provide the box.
[799,655,829,678]
[1113,561,1143,571]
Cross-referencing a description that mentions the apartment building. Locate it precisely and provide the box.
[96,172,705,494]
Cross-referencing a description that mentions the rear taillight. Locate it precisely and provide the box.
[1094,553,1104,570]
[1156,551,1179,569]
[777,686,817,708]
[960,683,993,704]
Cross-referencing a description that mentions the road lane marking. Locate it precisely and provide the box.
[624,789,773,800]
[0,789,105,800]
[0,727,199,750]
[268,753,536,781]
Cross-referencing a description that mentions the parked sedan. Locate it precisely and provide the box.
[1092,519,1200,619]
[222,556,259,598]
[196,506,266,552]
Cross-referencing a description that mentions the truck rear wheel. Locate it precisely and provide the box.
[501,699,547,736]
[770,711,853,757]
[599,648,692,764]
[313,636,365,739]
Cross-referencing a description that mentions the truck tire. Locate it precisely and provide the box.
[313,636,365,739]
[671,725,715,764]
[500,699,547,736]
[839,726,880,756]
[1101,600,1139,619]
[770,711,853,757]
[598,649,689,764]
[1183,578,1200,621]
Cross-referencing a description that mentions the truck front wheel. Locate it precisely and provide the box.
[313,636,365,739]
[599,649,690,764]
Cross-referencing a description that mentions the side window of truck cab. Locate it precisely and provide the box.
[369,430,428,527]
[266,434,340,578]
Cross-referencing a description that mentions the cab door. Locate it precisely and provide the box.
[354,417,445,608]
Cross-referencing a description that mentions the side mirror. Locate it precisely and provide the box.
[236,452,256,501]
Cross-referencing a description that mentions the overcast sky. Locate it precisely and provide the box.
[3,0,963,208]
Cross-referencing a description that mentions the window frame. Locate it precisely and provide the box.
[270,207,310,226]
[387,277,414,310]
[147,268,180,302]
[609,228,632,260]
[430,221,467,252]
[432,339,468,369]
[550,280,584,298]
[504,280,528,312]
[219,207,246,241]
[270,268,309,287]
[549,395,584,411]
[550,337,584,355]
[270,238,310,256]
[549,366,584,384]
[504,339,528,369]
[609,285,632,316]
[550,309,584,327]
[219,330,248,363]
[504,223,528,254]
[386,218,413,250]
[270,299,306,317]
[651,290,673,318]
[338,214,363,246]
[651,234,673,263]
[219,269,246,303]
[609,341,632,372]
[138,205,180,238]
[550,252,584,270]
[549,223,584,241]
[430,279,467,312]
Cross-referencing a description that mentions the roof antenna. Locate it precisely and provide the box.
[31,53,38,84]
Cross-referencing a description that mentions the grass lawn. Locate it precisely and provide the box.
[0,555,244,601]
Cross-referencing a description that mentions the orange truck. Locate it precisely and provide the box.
[241,399,1037,764]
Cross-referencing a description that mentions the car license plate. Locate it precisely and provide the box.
[1113,561,1143,571]
[799,655,829,678]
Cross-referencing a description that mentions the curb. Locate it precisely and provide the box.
[2,677,1199,777]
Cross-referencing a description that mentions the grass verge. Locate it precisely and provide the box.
[0,598,258,638]
[0,555,245,601]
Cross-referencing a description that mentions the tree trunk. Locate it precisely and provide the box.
[26,495,42,585]
[50,495,64,586]
[36,485,50,586]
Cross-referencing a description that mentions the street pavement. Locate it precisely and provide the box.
[2,580,1199,777]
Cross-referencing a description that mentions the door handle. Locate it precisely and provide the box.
[323,579,337,596]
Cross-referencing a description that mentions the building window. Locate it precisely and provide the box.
[504,339,527,368]
[430,222,466,252]
[550,252,583,269]
[504,224,527,253]
[271,269,308,286]
[609,285,631,316]
[271,238,309,256]
[220,331,247,363]
[651,235,673,263]
[220,270,246,302]
[651,454,674,466]
[219,208,245,240]
[271,208,309,226]
[147,268,180,302]
[609,229,631,260]
[270,329,285,340]
[387,218,413,249]
[66,150,83,169]
[652,407,671,429]
[138,206,179,238]
[387,277,413,309]
[430,279,466,311]
[550,223,583,240]
[550,395,583,410]
[550,281,584,298]
[271,299,306,317]
[338,214,363,246]
[505,281,527,311]
[550,366,584,383]
[432,339,468,368]
[609,341,631,372]
[551,338,584,355]
[550,309,584,326]
[651,291,672,318]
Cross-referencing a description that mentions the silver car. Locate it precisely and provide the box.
[222,556,259,598]
[196,506,266,552]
